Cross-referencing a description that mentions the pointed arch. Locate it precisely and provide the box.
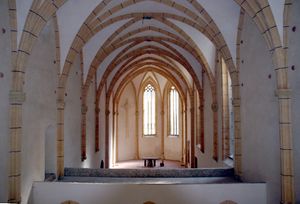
[140,76,159,136]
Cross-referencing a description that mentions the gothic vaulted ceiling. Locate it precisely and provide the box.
[16,0,285,94]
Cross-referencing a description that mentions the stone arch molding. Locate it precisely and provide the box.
[6,1,295,204]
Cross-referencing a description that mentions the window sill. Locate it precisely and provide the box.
[144,134,156,137]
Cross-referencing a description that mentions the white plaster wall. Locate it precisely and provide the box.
[16,0,33,45]
[287,1,300,201]
[164,136,182,161]
[0,1,11,201]
[269,0,284,43]
[56,0,102,72]
[163,85,183,162]
[83,76,99,168]
[216,58,224,162]
[159,81,183,161]
[22,19,57,203]
[83,19,129,81]
[138,97,162,158]
[196,73,223,168]
[107,1,192,21]
[117,83,137,161]
[118,19,178,42]
[195,0,240,65]
[32,182,267,204]
[165,42,203,83]
[168,20,215,75]
[239,14,280,204]
[64,54,82,168]
[45,124,56,174]
[97,44,128,87]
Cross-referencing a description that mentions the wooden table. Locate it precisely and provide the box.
[142,157,159,167]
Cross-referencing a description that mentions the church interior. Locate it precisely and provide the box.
[0,0,299,203]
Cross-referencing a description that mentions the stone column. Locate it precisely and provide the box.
[135,110,139,159]
[8,91,25,203]
[56,99,65,179]
[190,93,195,168]
[95,106,100,152]
[81,104,88,161]
[222,64,230,159]
[212,101,218,161]
[276,88,294,203]
[113,107,118,165]
[200,102,204,153]
[181,107,184,163]
[161,109,165,160]
[232,95,241,177]
[105,108,110,168]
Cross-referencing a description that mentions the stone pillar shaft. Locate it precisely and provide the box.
[56,99,65,178]
[190,92,195,168]
[161,108,165,160]
[222,62,230,159]
[95,106,100,152]
[81,105,88,161]
[8,91,25,203]
[276,89,294,203]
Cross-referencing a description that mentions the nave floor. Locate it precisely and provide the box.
[111,159,184,169]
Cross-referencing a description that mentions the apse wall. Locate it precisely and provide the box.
[163,88,183,162]
[0,2,11,201]
[22,19,57,203]
[116,74,184,162]
[138,80,162,158]
[117,83,137,161]
[239,14,280,204]
[288,0,300,201]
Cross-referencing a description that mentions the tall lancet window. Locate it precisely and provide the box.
[169,86,179,136]
[143,84,156,135]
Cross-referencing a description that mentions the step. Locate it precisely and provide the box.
[63,167,235,178]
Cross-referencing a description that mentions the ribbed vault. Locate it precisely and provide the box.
[6,0,295,203]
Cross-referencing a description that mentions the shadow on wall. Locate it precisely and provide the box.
[45,124,56,174]
[220,200,237,204]
[61,200,79,204]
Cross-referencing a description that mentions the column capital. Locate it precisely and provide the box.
[232,98,240,107]
[211,103,218,112]
[95,107,100,113]
[275,89,292,99]
[56,99,65,109]
[105,109,110,115]
[9,91,26,104]
[81,105,88,114]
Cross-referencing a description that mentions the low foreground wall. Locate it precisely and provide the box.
[31,182,266,204]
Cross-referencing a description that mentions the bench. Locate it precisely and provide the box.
[142,157,159,167]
